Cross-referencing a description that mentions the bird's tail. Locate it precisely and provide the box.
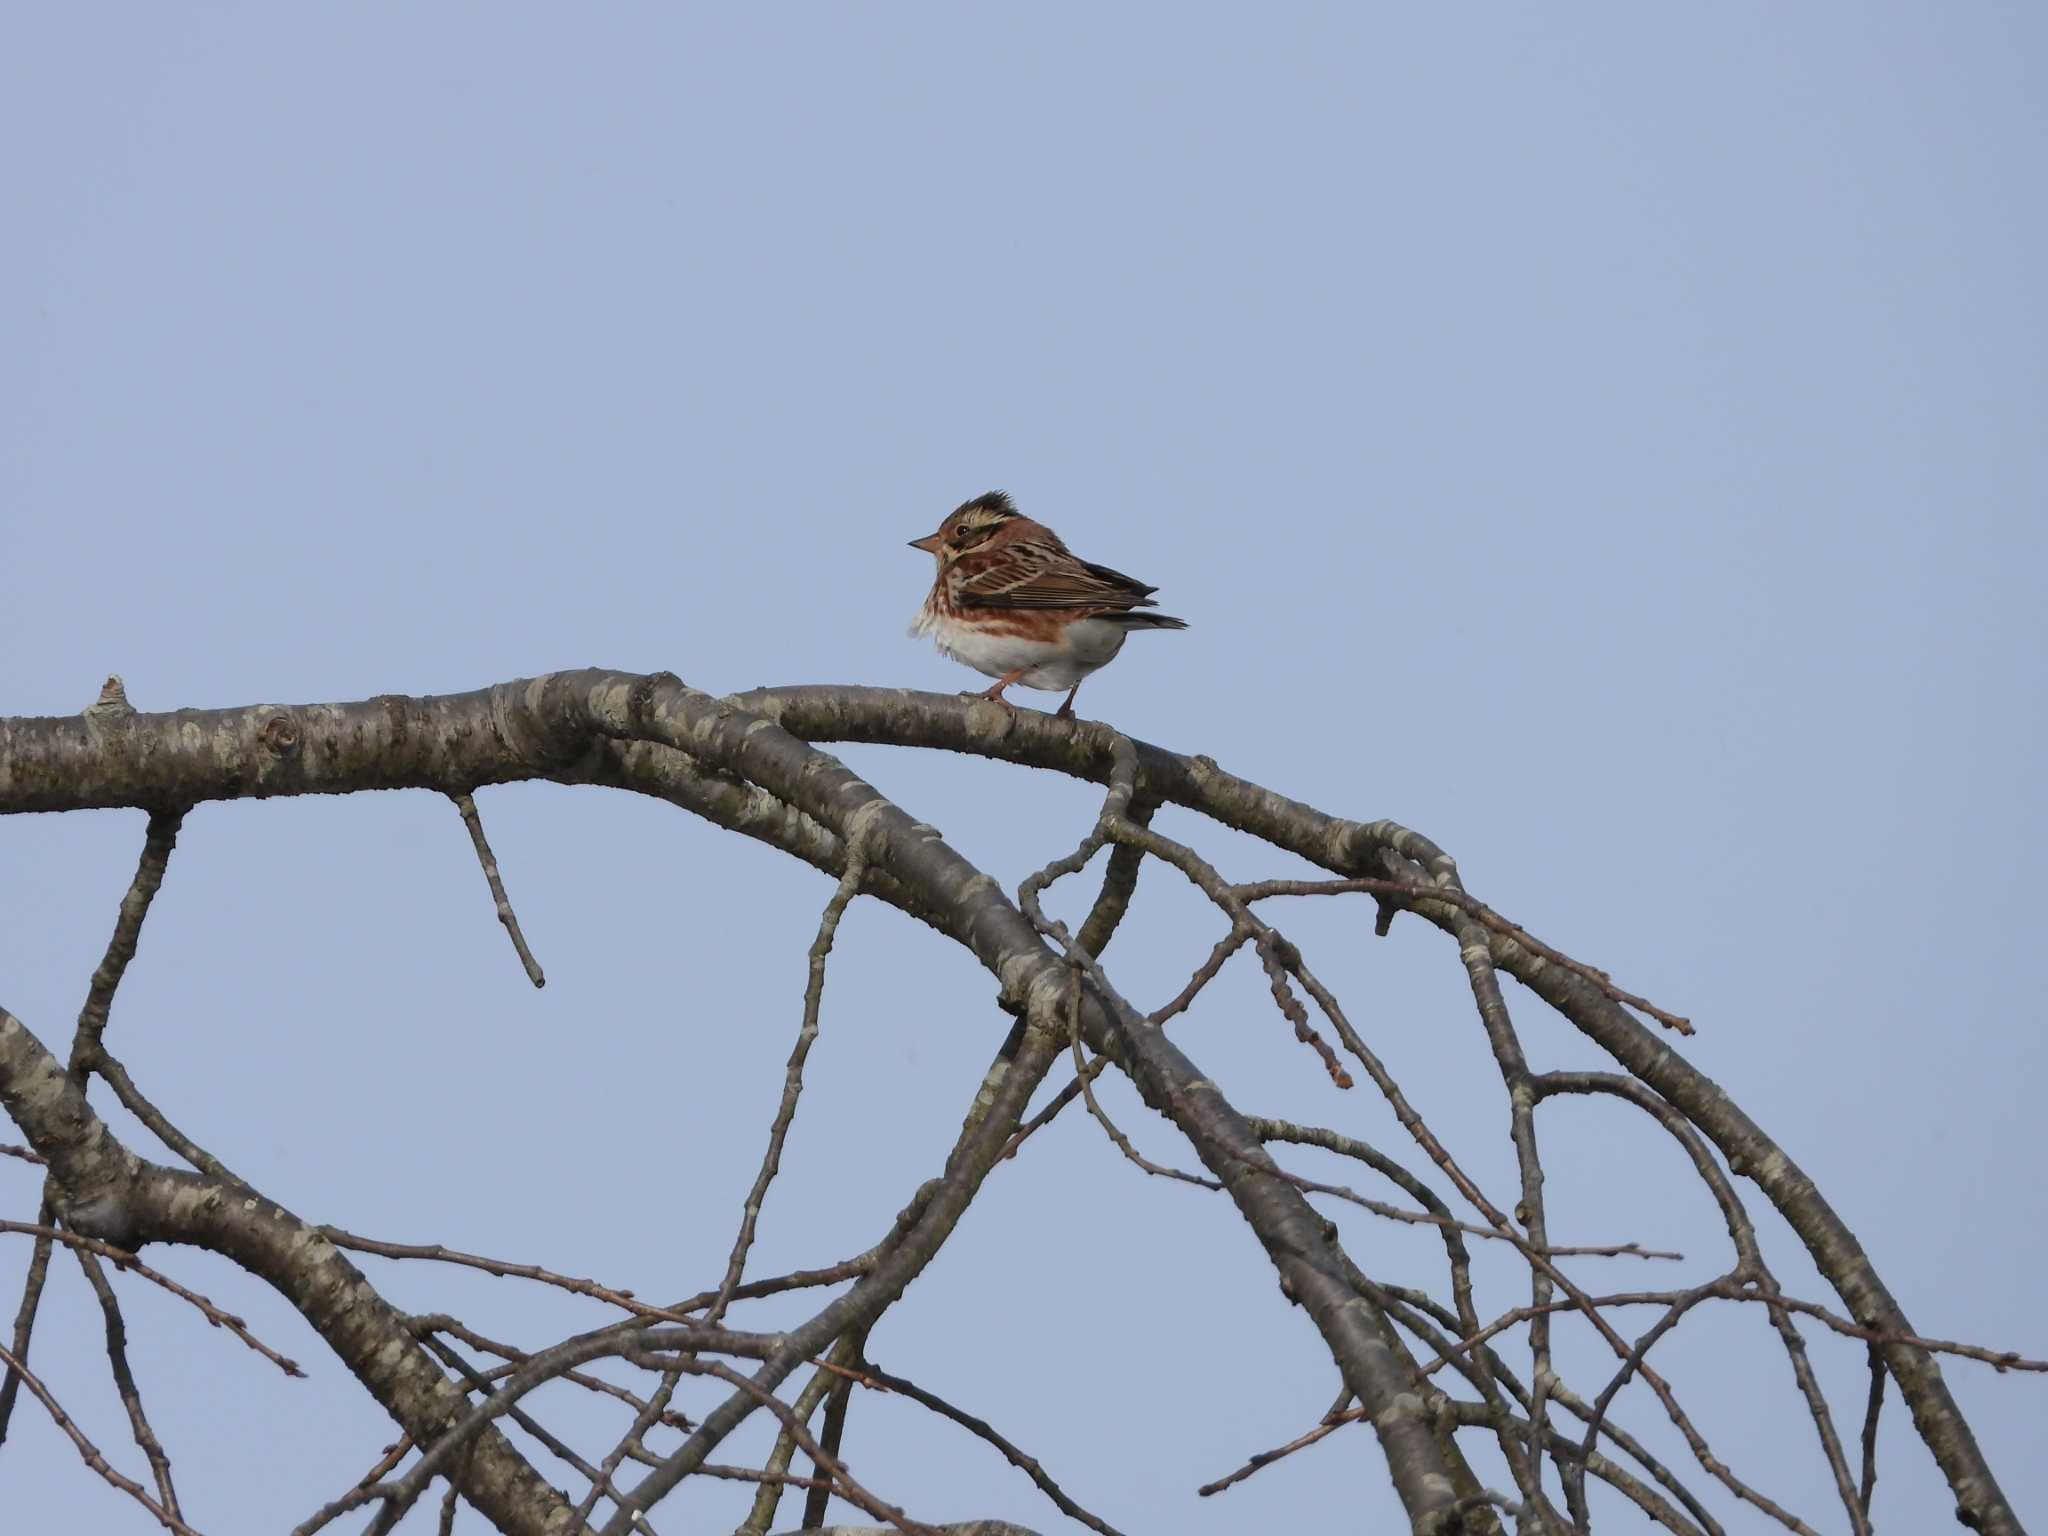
[1111,612,1188,630]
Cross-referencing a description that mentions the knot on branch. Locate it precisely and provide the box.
[84,675,135,717]
[259,714,301,757]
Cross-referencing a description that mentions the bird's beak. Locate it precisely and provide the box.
[908,532,943,554]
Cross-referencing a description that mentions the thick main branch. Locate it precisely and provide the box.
[0,673,2019,1535]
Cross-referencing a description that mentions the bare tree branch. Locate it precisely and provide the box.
[75,1244,184,1522]
[1,673,2034,1535]
[0,1338,206,1535]
[450,790,546,987]
[711,806,879,1323]
[2,808,183,1446]
[0,1005,577,1536]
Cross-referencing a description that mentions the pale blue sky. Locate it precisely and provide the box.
[4,5,2043,1532]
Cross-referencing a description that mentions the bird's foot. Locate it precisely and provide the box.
[971,670,1029,714]
[967,686,1017,714]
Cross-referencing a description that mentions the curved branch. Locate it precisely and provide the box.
[736,684,2023,1536]
[0,674,2025,1534]
[0,1006,576,1536]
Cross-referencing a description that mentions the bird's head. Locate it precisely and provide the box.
[908,491,1020,563]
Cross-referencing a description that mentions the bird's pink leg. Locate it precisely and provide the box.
[1055,684,1081,721]
[976,669,1029,710]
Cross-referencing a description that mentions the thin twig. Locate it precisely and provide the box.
[291,1438,412,1536]
[835,1358,1129,1536]
[73,809,186,1061]
[1199,1405,1362,1496]
[1253,1160,1680,1259]
[711,808,878,1323]
[1247,1118,1536,1511]
[1423,1282,2048,1379]
[1251,930,1354,1089]
[1097,817,1359,1092]
[0,1223,303,1375]
[803,1324,870,1528]
[1438,889,1560,1525]
[1233,876,1693,1035]
[1001,853,1205,1166]
[570,1364,682,1529]
[76,1245,183,1520]
[0,1193,56,1448]
[450,790,546,987]
[1201,1367,1712,1536]
[327,1226,862,1326]
[1418,1297,1718,1535]
[669,1356,933,1536]
[1065,967,1218,1189]
[89,1048,244,1184]
[1112,821,1795,1525]
[3,810,183,1447]
[1757,1286,1869,1535]
[1859,1346,1884,1517]
[741,1334,857,1535]
[410,1314,691,1440]
[357,1325,777,1536]
[1150,924,1257,1026]
[0,1339,206,1535]
[704,1462,833,1491]
[417,1331,652,1532]
[998,1051,1112,1161]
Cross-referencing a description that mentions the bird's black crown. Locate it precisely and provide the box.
[954,490,1018,521]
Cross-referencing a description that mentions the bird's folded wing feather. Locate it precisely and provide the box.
[954,543,1159,611]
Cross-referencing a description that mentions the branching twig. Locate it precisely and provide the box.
[292,1437,413,1536]
[845,1358,1127,1536]
[357,1324,778,1536]
[0,1339,206,1536]
[1425,1283,2048,1379]
[5,675,2037,1536]
[329,1224,876,1328]
[741,1332,859,1536]
[654,1354,932,1536]
[1233,875,1693,1035]
[0,1223,303,1375]
[415,1330,655,1533]
[3,809,183,1447]
[802,1324,870,1529]
[1064,967,1219,1189]
[408,1313,691,1444]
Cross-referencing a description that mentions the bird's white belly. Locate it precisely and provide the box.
[922,613,1128,691]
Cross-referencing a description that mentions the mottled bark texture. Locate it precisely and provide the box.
[0,672,2024,1536]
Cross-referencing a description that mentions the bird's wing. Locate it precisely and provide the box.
[953,540,1159,611]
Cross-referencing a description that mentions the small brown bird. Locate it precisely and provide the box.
[908,491,1188,718]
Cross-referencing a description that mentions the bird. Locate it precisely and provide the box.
[908,491,1188,719]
